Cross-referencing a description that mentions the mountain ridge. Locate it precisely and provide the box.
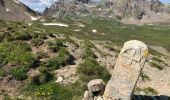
[43,0,170,24]
[0,0,39,22]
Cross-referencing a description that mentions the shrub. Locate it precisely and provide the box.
[31,67,53,85]
[152,56,164,63]
[39,67,53,82]
[84,47,97,58]
[0,69,6,76]
[135,87,158,95]
[10,67,29,81]
[45,48,70,70]
[13,41,32,51]
[77,57,111,82]
[15,33,32,40]
[0,42,35,67]
[47,39,65,52]
[38,34,47,39]
[47,45,60,52]
[143,87,158,95]
[36,52,48,59]
[0,54,8,66]
[140,71,150,81]
[116,15,122,20]
[150,61,164,70]
[31,38,44,46]
[32,81,81,99]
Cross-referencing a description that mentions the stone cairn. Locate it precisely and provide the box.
[83,40,148,100]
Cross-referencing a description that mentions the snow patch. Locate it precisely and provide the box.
[28,23,32,26]
[74,29,81,32]
[40,19,45,22]
[92,29,97,33]
[79,24,85,27]
[31,16,40,21]
[98,8,102,11]
[13,0,20,4]
[43,23,69,27]
[6,8,10,12]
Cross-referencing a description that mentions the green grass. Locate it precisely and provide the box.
[33,18,170,52]
[149,56,167,70]
[140,71,151,81]
[1,17,169,99]
[10,66,29,81]
[25,81,82,100]
[77,41,111,82]
[31,67,53,85]
[0,69,6,76]
[150,61,164,70]
[135,87,158,95]
[0,41,35,67]
[77,56,111,82]
[45,48,71,70]
[0,41,36,80]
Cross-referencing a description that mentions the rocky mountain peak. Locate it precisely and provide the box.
[44,0,95,18]
[0,0,38,21]
[77,0,91,4]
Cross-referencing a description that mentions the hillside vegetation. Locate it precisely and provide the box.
[0,17,170,99]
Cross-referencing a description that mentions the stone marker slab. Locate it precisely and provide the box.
[103,40,148,100]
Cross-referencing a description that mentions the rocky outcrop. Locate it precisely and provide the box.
[0,0,38,22]
[83,79,105,100]
[44,0,95,18]
[44,0,170,24]
[103,40,148,100]
[83,40,149,100]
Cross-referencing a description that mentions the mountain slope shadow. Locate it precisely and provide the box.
[132,95,170,100]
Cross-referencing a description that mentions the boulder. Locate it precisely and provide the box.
[83,90,94,100]
[87,79,105,94]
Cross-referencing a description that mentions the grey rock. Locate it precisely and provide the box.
[103,40,148,100]
[83,90,94,100]
[87,79,105,94]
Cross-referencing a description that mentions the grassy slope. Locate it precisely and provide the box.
[33,18,170,51]
[0,20,111,99]
[0,18,170,99]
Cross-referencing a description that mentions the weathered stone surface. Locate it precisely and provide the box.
[83,90,94,100]
[88,79,105,93]
[55,76,63,83]
[103,40,148,100]
[83,79,105,100]
[94,96,103,100]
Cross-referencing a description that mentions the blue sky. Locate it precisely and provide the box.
[19,0,170,12]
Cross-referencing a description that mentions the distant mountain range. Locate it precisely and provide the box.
[44,0,170,24]
[0,0,39,22]
[0,0,170,24]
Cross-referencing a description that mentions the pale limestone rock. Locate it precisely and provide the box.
[94,96,103,100]
[55,76,63,83]
[88,79,105,93]
[83,79,105,100]
[83,90,94,100]
[103,40,148,100]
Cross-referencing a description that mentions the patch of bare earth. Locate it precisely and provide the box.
[136,55,170,96]
[54,38,84,84]
[92,41,117,74]
[0,76,21,99]
[149,45,170,56]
